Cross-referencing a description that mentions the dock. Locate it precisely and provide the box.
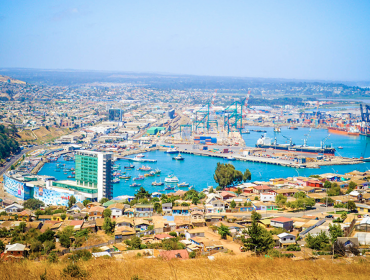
[178,149,305,168]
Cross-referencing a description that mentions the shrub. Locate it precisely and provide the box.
[189,251,196,258]
[62,263,89,279]
[71,249,92,261]
[47,251,59,263]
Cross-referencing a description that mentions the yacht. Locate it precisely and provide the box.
[136,154,145,158]
[152,181,164,186]
[165,148,178,154]
[130,183,141,188]
[164,175,179,183]
[178,182,190,188]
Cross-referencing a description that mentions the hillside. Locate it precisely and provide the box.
[17,127,70,144]
[0,75,26,84]
[0,124,19,161]
[1,255,370,280]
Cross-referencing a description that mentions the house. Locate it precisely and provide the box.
[108,203,125,218]
[18,209,34,221]
[4,204,24,213]
[135,220,151,231]
[123,208,135,218]
[88,206,105,221]
[307,180,323,188]
[173,206,189,216]
[185,228,205,240]
[38,215,52,222]
[115,216,134,228]
[260,192,276,202]
[86,202,102,209]
[274,189,298,197]
[209,200,225,213]
[253,185,272,194]
[220,191,237,201]
[114,226,136,240]
[336,237,359,247]
[159,249,189,260]
[151,192,162,198]
[277,232,296,248]
[191,211,205,227]
[1,243,27,260]
[270,217,294,231]
[205,193,222,205]
[154,233,174,241]
[162,203,173,215]
[69,202,84,213]
[133,204,153,217]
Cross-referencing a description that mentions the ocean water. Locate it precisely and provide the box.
[38,126,370,197]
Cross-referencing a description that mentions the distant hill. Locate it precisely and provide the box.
[0,74,26,84]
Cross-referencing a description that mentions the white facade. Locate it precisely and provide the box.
[260,192,276,202]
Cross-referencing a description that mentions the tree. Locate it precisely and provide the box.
[102,217,115,234]
[347,201,356,211]
[103,208,112,218]
[189,251,196,258]
[214,163,246,189]
[341,212,347,221]
[154,202,162,213]
[0,240,5,253]
[251,211,261,222]
[324,181,332,188]
[327,183,341,196]
[275,194,287,207]
[129,236,141,249]
[38,229,55,243]
[192,197,200,205]
[243,218,274,254]
[346,181,357,194]
[99,198,109,204]
[305,231,330,250]
[243,169,252,181]
[61,213,67,220]
[68,196,77,208]
[320,197,335,205]
[329,223,344,243]
[230,200,236,209]
[135,187,151,200]
[217,223,231,240]
[23,198,45,210]
[83,199,90,207]
[235,188,242,196]
[209,187,214,193]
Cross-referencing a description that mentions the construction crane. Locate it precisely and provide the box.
[242,90,251,117]
[281,134,293,146]
[321,134,330,148]
[312,101,320,127]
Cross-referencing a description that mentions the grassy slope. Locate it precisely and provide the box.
[1,255,370,280]
[17,127,70,144]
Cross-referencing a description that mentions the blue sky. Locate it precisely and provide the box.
[0,0,369,81]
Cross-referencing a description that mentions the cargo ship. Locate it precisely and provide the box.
[328,126,360,136]
[256,134,335,155]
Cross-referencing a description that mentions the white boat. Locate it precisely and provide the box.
[166,148,178,154]
[226,156,236,161]
[136,154,145,158]
[274,127,281,133]
[164,175,179,183]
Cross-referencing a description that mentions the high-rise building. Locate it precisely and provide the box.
[108,108,122,122]
[75,150,113,200]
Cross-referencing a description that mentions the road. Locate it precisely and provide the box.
[228,203,338,219]
[0,145,46,178]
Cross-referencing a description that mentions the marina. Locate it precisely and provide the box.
[35,126,370,197]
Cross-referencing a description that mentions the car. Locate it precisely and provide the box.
[325,215,334,219]
[358,215,362,218]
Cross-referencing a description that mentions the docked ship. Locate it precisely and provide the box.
[255,134,335,155]
[328,126,360,136]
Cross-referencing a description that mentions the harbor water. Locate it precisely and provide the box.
[38,126,370,197]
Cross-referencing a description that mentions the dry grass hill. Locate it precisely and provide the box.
[0,75,26,84]
[17,127,70,144]
[1,255,370,280]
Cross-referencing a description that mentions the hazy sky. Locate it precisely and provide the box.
[0,0,370,81]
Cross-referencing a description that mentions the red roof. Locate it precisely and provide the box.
[159,249,189,260]
[254,185,272,190]
[154,234,174,240]
[271,217,293,223]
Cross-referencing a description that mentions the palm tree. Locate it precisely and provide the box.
[217,223,231,240]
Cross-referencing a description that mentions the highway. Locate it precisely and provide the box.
[0,145,46,178]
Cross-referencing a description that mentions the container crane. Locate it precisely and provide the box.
[320,134,331,149]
